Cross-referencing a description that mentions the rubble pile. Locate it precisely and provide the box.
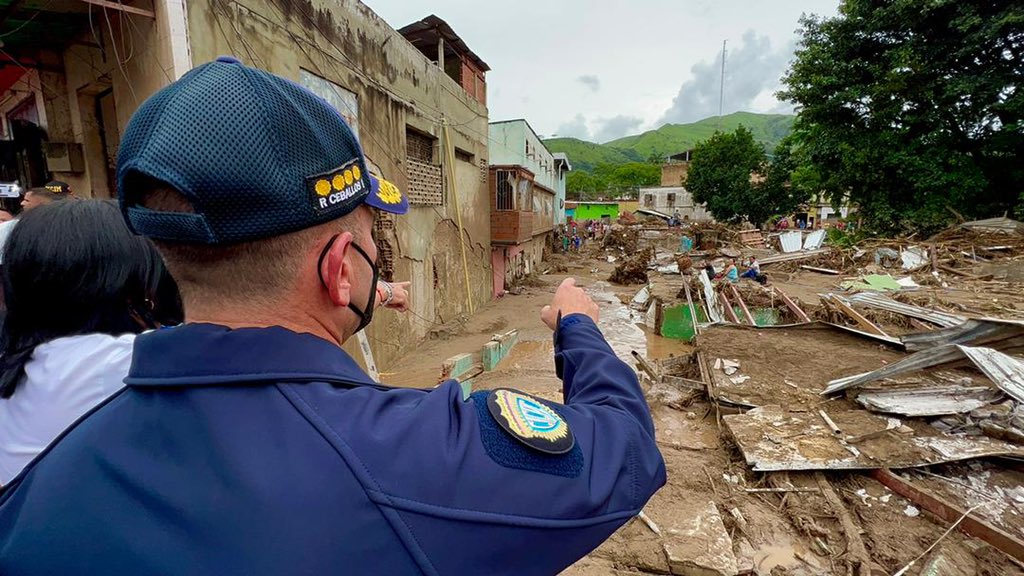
[601,226,639,252]
[608,248,654,285]
[553,216,1024,575]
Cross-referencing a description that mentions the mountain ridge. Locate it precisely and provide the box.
[544,112,795,172]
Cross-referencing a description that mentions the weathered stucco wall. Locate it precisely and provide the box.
[12,1,193,197]
[185,0,492,369]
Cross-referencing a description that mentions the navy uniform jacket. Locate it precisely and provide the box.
[0,315,665,575]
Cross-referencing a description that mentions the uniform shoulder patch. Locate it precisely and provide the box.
[486,389,575,455]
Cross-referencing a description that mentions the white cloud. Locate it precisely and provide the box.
[593,115,644,143]
[555,114,591,140]
[577,75,601,92]
[660,30,797,125]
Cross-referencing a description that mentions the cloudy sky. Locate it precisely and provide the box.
[365,0,840,143]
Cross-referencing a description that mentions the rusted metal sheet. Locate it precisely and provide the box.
[956,346,1024,404]
[871,469,1024,563]
[856,385,997,417]
[902,318,1024,352]
[723,406,1024,472]
[846,292,966,329]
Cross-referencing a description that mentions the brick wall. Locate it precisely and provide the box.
[406,129,434,163]
[406,158,443,206]
[661,163,689,187]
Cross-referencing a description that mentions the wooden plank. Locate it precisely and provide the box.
[827,295,891,338]
[773,286,812,323]
[719,291,740,324]
[79,0,156,18]
[631,350,660,382]
[728,284,757,326]
[909,318,937,332]
[871,469,1024,563]
[681,279,701,336]
[800,265,841,275]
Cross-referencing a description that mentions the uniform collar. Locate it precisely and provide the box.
[125,323,379,388]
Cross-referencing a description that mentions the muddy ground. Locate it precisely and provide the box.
[385,236,1024,576]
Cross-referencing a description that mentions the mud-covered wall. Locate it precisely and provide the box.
[186,0,492,370]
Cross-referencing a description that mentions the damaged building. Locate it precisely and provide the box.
[0,1,496,368]
[488,119,570,296]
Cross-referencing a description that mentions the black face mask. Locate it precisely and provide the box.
[318,236,379,334]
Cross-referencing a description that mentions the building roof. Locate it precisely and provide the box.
[398,15,490,72]
[553,152,572,172]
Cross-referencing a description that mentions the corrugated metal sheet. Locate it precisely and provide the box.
[779,231,803,253]
[760,248,831,265]
[824,343,1024,398]
[723,405,1024,472]
[902,318,1024,352]
[957,346,1024,404]
[856,386,996,417]
[803,229,826,250]
[961,217,1024,234]
[847,293,966,329]
[698,270,724,323]
[822,344,966,395]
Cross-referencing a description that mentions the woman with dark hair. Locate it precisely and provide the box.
[0,199,182,484]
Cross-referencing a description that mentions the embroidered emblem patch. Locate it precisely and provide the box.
[376,178,403,205]
[486,389,574,455]
[306,159,367,215]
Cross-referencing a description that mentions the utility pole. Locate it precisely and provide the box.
[718,39,727,129]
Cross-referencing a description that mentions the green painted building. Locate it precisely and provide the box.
[569,202,620,221]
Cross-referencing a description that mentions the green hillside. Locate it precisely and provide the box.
[539,137,640,172]
[545,112,795,173]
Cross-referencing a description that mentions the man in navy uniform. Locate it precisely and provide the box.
[0,58,665,575]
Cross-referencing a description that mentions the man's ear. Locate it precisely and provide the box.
[322,231,355,307]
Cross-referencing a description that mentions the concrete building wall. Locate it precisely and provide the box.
[638,187,713,221]
[0,2,190,198]
[489,120,558,192]
[184,0,492,369]
[661,163,688,187]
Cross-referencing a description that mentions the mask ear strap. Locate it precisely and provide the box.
[349,242,378,314]
[317,234,340,290]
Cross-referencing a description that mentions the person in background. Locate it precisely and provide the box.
[0,211,12,223]
[0,182,74,264]
[0,199,182,485]
[717,259,739,283]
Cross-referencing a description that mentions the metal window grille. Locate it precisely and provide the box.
[496,169,515,211]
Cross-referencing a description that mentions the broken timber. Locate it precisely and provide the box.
[773,286,811,324]
[719,291,741,324]
[681,280,701,336]
[821,294,891,338]
[800,265,840,275]
[728,284,757,326]
[872,469,1024,563]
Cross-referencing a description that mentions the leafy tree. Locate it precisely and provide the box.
[779,0,1024,234]
[646,152,665,165]
[566,171,609,200]
[609,162,660,194]
[685,126,767,223]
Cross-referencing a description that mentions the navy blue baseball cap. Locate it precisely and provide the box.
[117,56,408,245]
